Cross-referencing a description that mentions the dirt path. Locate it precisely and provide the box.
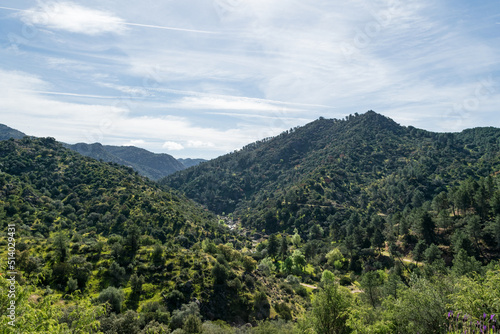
[300,283,317,289]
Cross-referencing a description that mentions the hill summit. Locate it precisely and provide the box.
[163,110,500,233]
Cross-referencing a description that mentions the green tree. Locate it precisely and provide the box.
[321,270,335,285]
[267,233,279,258]
[412,240,427,262]
[279,235,288,259]
[311,283,351,334]
[98,286,124,313]
[309,223,324,240]
[387,276,451,334]
[415,211,435,244]
[242,255,257,272]
[486,216,500,250]
[291,228,301,247]
[424,244,442,264]
[361,271,382,308]
[125,224,141,253]
[466,215,485,257]
[212,263,228,285]
[151,244,164,266]
[170,302,201,330]
[452,249,482,276]
[183,313,202,333]
[66,278,78,293]
[281,257,294,274]
[53,232,69,263]
[371,228,384,251]
[450,230,474,255]
[325,248,344,267]
[291,249,306,272]
[108,261,126,286]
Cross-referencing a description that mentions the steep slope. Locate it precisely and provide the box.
[0,137,303,329]
[1,137,213,240]
[0,123,26,140]
[65,142,185,180]
[163,111,500,233]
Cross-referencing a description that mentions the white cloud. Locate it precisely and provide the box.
[186,140,215,148]
[125,139,146,146]
[169,96,299,112]
[162,141,184,151]
[19,2,126,35]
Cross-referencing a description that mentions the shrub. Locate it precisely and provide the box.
[170,302,201,330]
[98,286,124,313]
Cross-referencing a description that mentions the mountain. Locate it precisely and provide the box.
[2,116,500,333]
[64,142,186,180]
[178,158,207,168]
[0,137,215,240]
[163,111,500,234]
[0,136,289,330]
[0,123,26,140]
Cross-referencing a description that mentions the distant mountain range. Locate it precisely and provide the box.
[0,123,26,140]
[0,124,205,180]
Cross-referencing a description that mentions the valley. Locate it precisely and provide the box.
[1,111,500,333]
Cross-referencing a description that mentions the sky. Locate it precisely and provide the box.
[0,0,499,159]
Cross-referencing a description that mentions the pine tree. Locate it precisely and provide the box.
[279,234,288,259]
[267,233,279,259]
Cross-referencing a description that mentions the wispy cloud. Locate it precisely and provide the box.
[19,2,127,35]
[12,2,218,36]
[2,0,500,158]
[121,22,218,34]
[168,96,301,112]
[0,69,285,158]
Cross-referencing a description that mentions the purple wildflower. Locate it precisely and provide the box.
[448,311,452,319]
[483,313,487,319]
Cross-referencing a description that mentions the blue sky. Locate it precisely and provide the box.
[0,0,499,159]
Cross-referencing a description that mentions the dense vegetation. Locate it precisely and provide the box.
[0,137,302,332]
[1,112,500,333]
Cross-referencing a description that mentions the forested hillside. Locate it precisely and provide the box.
[1,115,500,333]
[161,111,500,333]
[0,137,303,332]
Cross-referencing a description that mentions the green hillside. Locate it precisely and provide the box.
[0,137,306,332]
[163,111,500,233]
[1,118,500,333]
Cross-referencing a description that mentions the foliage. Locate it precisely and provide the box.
[311,283,351,334]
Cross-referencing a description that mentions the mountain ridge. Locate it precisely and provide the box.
[0,123,27,140]
[163,110,500,232]
[0,123,205,180]
[65,142,186,180]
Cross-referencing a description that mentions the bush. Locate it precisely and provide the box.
[170,302,201,330]
[98,286,124,313]
[285,275,300,286]
[182,314,202,333]
[141,320,170,334]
